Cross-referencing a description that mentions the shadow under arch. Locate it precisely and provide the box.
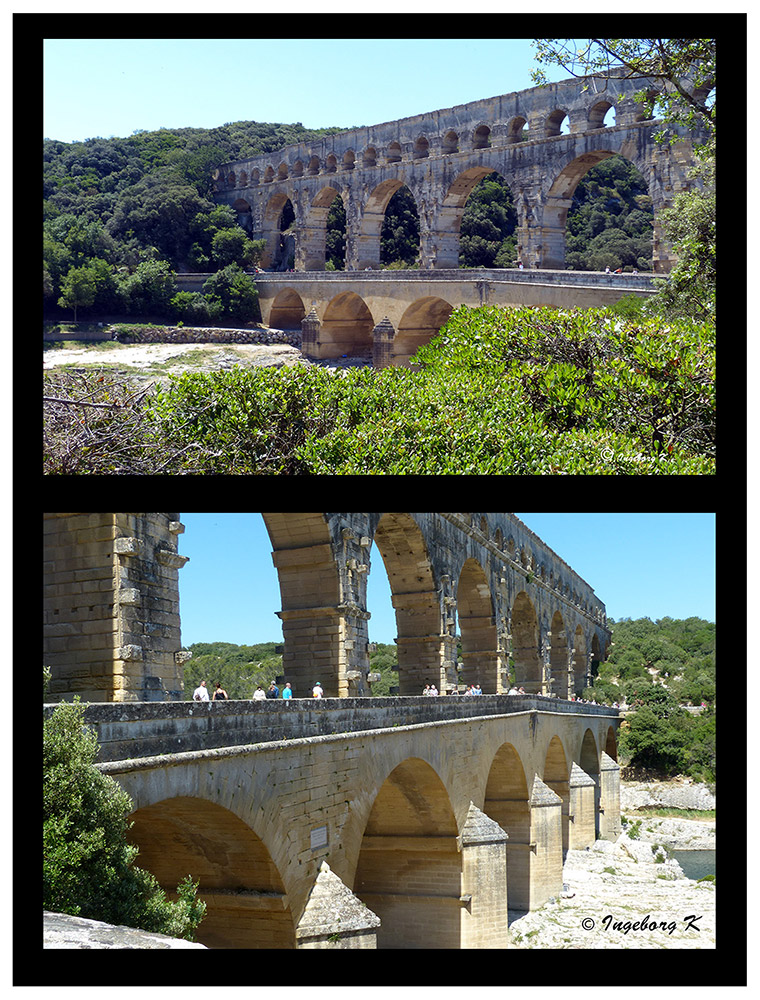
[320,290,375,358]
[605,725,618,762]
[579,727,601,837]
[128,796,294,948]
[543,734,571,854]
[269,287,306,329]
[353,756,461,949]
[393,295,454,367]
[483,742,531,911]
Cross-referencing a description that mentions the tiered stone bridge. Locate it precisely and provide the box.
[43,512,620,949]
[212,69,699,276]
[63,695,621,949]
[176,268,655,365]
[204,70,701,363]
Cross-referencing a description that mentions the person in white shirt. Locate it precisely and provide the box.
[193,680,210,702]
[252,686,266,701]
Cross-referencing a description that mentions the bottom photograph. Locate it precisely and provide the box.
[41,512,717,954]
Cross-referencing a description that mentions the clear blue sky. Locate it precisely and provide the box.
[177,513,716,648]
[42,37,576,144]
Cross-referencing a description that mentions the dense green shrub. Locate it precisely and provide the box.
[45,305,714,475]
[43,693,206,938]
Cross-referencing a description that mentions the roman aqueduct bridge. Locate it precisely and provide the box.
[43,512,619,949]
[43,512,611,703]
[212,71,699,276]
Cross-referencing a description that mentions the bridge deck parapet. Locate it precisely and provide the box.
[177,268,655,291]
[48,696,618,764]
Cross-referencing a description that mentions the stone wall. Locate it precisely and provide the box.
[43,513,189,703]
[65,694,618,763]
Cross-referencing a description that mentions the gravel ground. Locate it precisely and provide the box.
[508,831,715,949]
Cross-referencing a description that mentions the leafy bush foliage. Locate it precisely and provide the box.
[44,305,715,475]
[43,692,206,938]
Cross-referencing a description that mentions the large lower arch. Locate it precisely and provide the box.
[538,148,653,270]
[261,189,294,269]
[372,513,444,694]
[353,757,461,948]
[127,796,294,948]
[457,557,498,693]
[268,287,306,329]
[434,165,517,268]
[483,742,531,910]
[543,735,571,854]
[320,291,375,358]
[355,178,412,270]
[392,296,454,366]
[299,185,343,270]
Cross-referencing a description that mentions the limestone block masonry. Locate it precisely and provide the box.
[44,513,189,702]
[43,511,620,950]
[43,512,611,703]
[212,70,701,275]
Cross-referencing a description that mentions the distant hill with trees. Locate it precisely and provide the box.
[585,616,716,783]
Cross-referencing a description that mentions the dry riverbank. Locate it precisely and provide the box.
[509,835,715,949]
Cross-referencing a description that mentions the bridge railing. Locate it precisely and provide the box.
[45,695,619,763]
[176,268,655,291]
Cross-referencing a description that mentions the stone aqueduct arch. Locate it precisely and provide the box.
[213,71,699,275]
[43,512,611,703]
[94,704,619,948]
[44,513,622,949]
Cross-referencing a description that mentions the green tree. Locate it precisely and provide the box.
[209,230,266,271]
[119,258,177,316]
[57,265,97,321]
[380,187,419,266]
[43,691,206,938]
[202,264,259,321]
[459,174,517,268]
[531,38,715,158]
[647,160,715,320]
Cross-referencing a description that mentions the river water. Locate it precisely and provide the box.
[671,849,715,880]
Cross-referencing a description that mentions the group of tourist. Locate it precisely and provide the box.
[192,679,295,702]
[191,678,625,707]
[252,681,294,701]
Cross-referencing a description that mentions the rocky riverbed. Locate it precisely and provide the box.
[42,331,373,381]
[509,779,715,949]
[509,834,715,949]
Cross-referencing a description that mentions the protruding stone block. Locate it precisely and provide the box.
[295,862,380,949]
